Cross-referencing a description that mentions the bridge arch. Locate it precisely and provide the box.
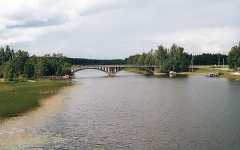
[72,66,125,76]
[71,65,158,76]
[73,67,109,74]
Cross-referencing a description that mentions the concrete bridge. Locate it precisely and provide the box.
[71,65,159,76]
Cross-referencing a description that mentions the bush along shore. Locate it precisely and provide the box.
[125,43,240,80]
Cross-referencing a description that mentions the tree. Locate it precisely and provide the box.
[24,59,35,79]
[137,53,147,65]
[0,47,5,65]
[144,50,155,65]
[13,50,29,76]
[126,44,191,73]
[193,53,227,65]
[0,45,72,81]
[127,54,141,64]
[228,42,240,70]
[4,62,16,81]
[154,45,168,66]
[35,58,46,77]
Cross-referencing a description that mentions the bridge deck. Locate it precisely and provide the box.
[71,65,159,75]
[74,65,160,68]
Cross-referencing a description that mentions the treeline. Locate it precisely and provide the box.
[228,42,240,70]
[193,53,227,65]
[1,42,239,80]
[126,44,191,72]
[0,46,71,81]
[127,42,240,72]
[67,58,126,65]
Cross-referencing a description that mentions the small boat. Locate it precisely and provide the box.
[206,72,220,77]
[169,71,177,77]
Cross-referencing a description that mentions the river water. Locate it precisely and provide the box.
[1,70,240,150]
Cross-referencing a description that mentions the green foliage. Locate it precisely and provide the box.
[137,53,147,65]
[4,62,16,81]
[0,64,7,78]
[35,54,72,76]
[127,44,231,71]
[228,42,240,70]
[194,53,227,65]
[0,45,14,65]
[3,50,29,80]
[127,44,191,72]
[0,45,72,81]
[24,59,35,79]
[144,50,155,65]
[66,58,126,65]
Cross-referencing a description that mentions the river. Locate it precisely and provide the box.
[1,70,240,150]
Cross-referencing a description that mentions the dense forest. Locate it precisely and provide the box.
[228,42,240,70]
[66,58,126,65]
[126,44,191,72]
[193,54,227,66]
[0,46,71,81]
[0,46,126,81]
[126,44,230,72]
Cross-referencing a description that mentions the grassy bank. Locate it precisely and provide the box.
[124,68,147,74]
[0,80,72,119]
[192,67,240,80]
[177,67,240,80]
[124,68,156,75]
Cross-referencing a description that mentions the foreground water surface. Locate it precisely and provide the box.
[1,70,240,150]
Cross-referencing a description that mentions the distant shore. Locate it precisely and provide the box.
[125,66,240,80]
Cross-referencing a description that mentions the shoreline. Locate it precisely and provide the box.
[125,67,240,80]
[0,80,72,120]
[0,85,72,123]
[0,85,74,149]
[1,66,240,120]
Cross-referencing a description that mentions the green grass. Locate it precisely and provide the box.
[124,68,151,74]
[0,80,72,118]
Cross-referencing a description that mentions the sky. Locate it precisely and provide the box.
[0,0,239,59]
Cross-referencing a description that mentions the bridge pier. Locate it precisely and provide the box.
[144,66,155,75]
[107,67,118,76]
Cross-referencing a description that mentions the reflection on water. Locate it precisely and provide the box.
[1,70,240,150]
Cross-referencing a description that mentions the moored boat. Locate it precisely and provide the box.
[169,71,177,77]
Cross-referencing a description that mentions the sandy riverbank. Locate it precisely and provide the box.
[0,86,74,149]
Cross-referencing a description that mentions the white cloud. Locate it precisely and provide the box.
[0,0,239,58]
[152,27,240,54]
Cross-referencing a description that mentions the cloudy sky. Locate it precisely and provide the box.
[0,0,239,59]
